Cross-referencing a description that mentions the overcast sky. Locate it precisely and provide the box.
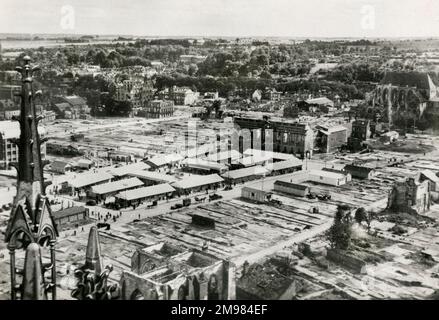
[1,0,439,38]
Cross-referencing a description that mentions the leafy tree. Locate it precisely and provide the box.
[354,207,368,225]
[328,205,352,250]
[354,207,376,232]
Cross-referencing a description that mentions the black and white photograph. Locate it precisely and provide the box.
[1,0,439,307]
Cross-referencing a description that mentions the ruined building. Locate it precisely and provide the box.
[4,57,58,300]
[347,119,371,152]
[120,242,236,300]
[387,177,431,215]
[234,116,314,158]
[373,72,439,130]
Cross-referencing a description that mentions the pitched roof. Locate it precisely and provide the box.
[305,97,334,106]
[309,169,347,180]
[50,160,71,171]
[127,170,178,183]
[91,177,144,195]
[146,154,184,167]
[172,174,224,190]
[274,180,309,190]
[54,102,71,111]
[64,95,87,106]
[69,172,113,188]
[317,125,347,134]
[221,166,269,180]
[107,162,151,177]
[420,169,439,183]
[238,154,272,167]
[115,183,175,201]
[183,158,228,171]
[271,159,303,171]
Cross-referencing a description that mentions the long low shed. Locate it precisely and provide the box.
[274,180,310,197]
[269,158,303,174]
[171,174,224,192]
[115,183,175,205]
[127,170,178,185]
[91,177,144,198]
[221,166,270,183]
[68,172,113,190]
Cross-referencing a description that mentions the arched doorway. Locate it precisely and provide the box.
[208,274,219,300]
[178,284,187,300]
[190,276,200,300]
[130,289,145,300]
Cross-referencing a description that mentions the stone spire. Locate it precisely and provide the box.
[4,56,58,300]
[21,243,46,300]
[84,226,103,274]
[71,227,120,300]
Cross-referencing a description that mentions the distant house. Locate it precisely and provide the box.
[172,174,224,194]
[308,169,348,186]
[53,206,89,230]
[322,167,352,182]
[305,97,334,113]
[315,125,347,153]
[418,169,439,192]
[77,159,94,170]
[157,86,199,106]
[67,171,113,193]
[263,88,281,101]
[141,100,174,118]
[241,187,272,203]
[274,180,310,197]
[145,153,183,169]
[181,158,228,175]
[269,159,303,175]
[50,160,72,174]
[115,183,175,206]
[204,92,219,101]
[52,95,90,119]
[418,170,439,202]
[344,164,375,180]
[90,177,144,201]
[221,166,269,184]
[53,102,71,119]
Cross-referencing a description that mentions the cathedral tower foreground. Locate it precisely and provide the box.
[4,56,58,300]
